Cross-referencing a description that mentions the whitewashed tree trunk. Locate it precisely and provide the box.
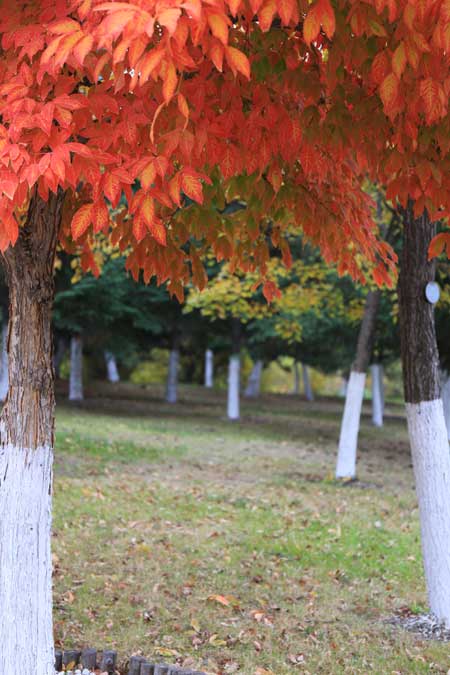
[398,204,450,625]
[302,362,314,401]
[0,321,8,401]
[335,290,380,479]
[69,335,83,401]
[245,359,263,397]
[166,349,179,404]
[441,374,450,441]
[371,363,384,427]
[104,350,120,383]
[406,400,450,623]
[293,361,300,394]
[227,355,240,420]
[204,349,214,388]
[0,191,64,675]
[335,371,366,478]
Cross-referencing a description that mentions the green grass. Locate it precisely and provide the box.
[52,384,450,674]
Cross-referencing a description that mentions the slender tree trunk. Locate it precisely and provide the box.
[441,373,450,441]
[204,348,214,388]
[69,335,83,401]
[293,361,300,394]
[227,319,241,420]
[0,320,9,401]
[53,335,67,380]
[371,363,384,427]
[398,205,450,625]
[335,290,380,478]
[0,191,63,675]
[245,359,263,398]
[104,350,120,383]
[302,363,314,401]
[166,333,180,404]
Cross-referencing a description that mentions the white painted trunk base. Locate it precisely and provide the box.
[69,336,83,401]
[104,350,120,383]
[371,364,384,427]
[245,360,263,398]
[205,349,214,388]
[227,355,240,420]
[302,363,314,401]
[335,371,366,479]
[0,322,8,401]
[0,444,54,675]
[406,399,450,625]
[166,349,179,404]
[441,376,450,441]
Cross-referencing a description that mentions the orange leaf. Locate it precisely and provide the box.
[303,3,321,44]
[149,217,167,246]
[141,194,155,226]
[163,61,177,103]
[72,204,93,240]
[225,46,250,78]
[207,11,229,44]
[278,0,295,25]
[181,169,203,203]
[379,72,399,112]
[428,233,450,259]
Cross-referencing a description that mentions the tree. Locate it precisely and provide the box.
[0,0,449,668]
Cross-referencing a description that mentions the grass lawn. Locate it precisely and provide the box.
[52,383,450,674]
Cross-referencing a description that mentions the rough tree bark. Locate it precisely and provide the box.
[204,348,214,388]
[371,363,384,427]
[0,190,64,675]
[302,363,314,401]
[69,334,84,401]
[227,319,241,420]
[335,289,380,478]
[244,359,263,398]
[104,350,120,383]
[166,332,180,404]
[0,319,9,401]
[398,205,450,625]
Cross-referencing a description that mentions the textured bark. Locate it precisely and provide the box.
[353,290,381,373]
[0,320,9,401]
[204,349,214,388]
[0,190,64,675]
[104,350,120,383]
[398,205,450,624]
[302,363,314,401]
[244,359,263,398]
[371,363,384,427]
[69,335,84,401]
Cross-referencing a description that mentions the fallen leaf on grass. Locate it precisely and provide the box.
[207,594,240,608]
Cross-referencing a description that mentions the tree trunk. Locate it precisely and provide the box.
[0,320,9,401]
[69,335,83,401]
[371,363,384,427]
[53,335,67,380]
[0,190,63,675]
[227,319,241,420]
[204,348,214,388]
[302,363,314,401]
[398,205,450,625]
[293,361,300,394]
[166,333,180,404]
[335,290,380,478]
[441,373,450,441]
[244,359,263,398]
[104,350,120,383]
